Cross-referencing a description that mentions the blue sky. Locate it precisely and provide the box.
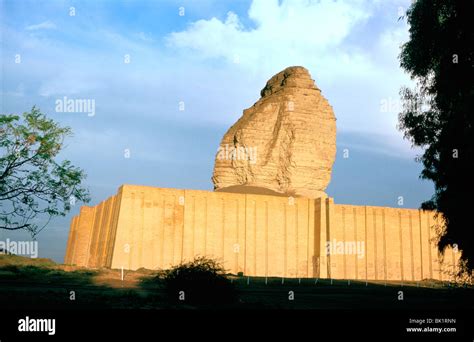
[0,0,434,262]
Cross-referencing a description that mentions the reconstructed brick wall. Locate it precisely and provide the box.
[315,198,459,281]
[65,185,459,280]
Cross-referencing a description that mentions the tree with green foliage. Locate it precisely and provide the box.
[398,0,473,275]
[0,107,90,237]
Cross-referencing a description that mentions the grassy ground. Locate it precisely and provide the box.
[0,254,472,310]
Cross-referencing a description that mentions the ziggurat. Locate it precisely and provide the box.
[65,67,459,281]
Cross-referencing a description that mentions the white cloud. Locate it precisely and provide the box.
[25,21,57,31]
[5,0,417,158]
[167,0,378,76]
[166,0,413,141]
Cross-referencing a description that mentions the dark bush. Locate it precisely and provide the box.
[162,256,236,305]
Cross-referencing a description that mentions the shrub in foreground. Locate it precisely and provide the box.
[162,257,236,305]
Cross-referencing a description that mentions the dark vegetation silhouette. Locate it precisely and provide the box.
[157,256,236,305]
[399,0,473,275]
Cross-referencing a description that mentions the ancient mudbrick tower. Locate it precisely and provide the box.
[212,66,336,198]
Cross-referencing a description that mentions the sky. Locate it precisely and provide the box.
[0,0,434,262]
